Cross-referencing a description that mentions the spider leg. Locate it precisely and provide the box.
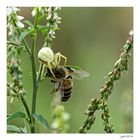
[61,54,67,66]
[55,52,67,66]
[54,52,60,65]
[47,62,56,78]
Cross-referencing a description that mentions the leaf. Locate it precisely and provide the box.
[32,113,49,129]
[19,29,34,42]
[37,25,50,36]
[24,20,34,28]
[38,14,48,23]
[7,41,22,47]
[7,111,26,123]
[37,25,49,31]
[66,65,82,70]
[7,125,24,133]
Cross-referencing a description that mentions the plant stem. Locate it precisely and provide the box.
[20,96,33,132]
[30,37,37,133]
[30,9,39,133]
[21,96,31,122]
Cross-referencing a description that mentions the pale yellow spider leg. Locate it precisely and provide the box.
[55,52,67,66]
[47,62,56,78]
[54,52,61,66]
[40,64,46,81]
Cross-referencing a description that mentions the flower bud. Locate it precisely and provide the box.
[19,89,26,95]
[86,124,91,130]
[18,81,23,89]
[54,105,64,117]
[89,116,96,125]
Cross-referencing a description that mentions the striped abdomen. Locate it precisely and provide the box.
[60,76,73,102]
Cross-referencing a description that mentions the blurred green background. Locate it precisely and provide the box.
[7,7,133,133]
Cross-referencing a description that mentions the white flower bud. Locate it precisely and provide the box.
[51,121,59,129]
[129,30,133,36]
[62,113,71,121]
[7,7,20,16]
[38,47,54,63]
[31,7,38,17]
[16,21,25,28]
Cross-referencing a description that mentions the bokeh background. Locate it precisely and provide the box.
[7,7,133,133]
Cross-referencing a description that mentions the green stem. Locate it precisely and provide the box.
[30,9,39,133]
[31,37,37,133]
[21,96,31,122]
[20,96,33,132]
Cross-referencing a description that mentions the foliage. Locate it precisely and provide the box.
[7,7,70,133]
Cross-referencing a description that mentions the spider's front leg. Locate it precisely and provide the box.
[54,52,67,66]
[47,62,56,78]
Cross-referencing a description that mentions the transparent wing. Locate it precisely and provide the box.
[65,66,89,80]
[71,70,90,80]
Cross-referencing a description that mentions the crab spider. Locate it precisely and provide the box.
[38,47,67,78]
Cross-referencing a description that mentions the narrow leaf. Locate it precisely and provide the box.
[38,14,48,23]
[66,65,82,70]
[37,25,49,31]
[19,29,34,42]
[7,125,23,133]
[7,111,26,122]
[32,113,49,128]
[24,20,34,28]
[7,41,22,47]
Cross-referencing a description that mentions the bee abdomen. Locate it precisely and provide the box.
[60,86,73,102]
[61,92,72,101]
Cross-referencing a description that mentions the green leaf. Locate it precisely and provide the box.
[37,25,50,36]
[24,20,34,28]
[7,41,22,47]
[38,14,48,23]
[7,125,24,133]
[32,113,49,129]
[37,25,49,31]
[66,65,82,70]
[19,29,34,42]
[7,111,26,123]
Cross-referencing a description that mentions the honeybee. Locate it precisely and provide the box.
[46,66,89,102]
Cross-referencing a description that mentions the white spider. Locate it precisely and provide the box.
[38,47,67,78]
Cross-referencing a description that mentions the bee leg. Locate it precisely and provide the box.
[51,87,59,94]
[50,81,61,94]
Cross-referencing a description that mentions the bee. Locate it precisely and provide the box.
[46,66,89,102]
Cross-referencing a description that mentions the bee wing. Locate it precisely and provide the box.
[70,70,90,80]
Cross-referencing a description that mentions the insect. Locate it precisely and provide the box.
[46,66,89,102]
